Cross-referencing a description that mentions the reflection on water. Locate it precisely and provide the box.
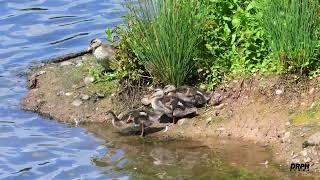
[0,0,127,179]
[0,0,313,179]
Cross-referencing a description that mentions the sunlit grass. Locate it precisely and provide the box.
[260,0,319,74]
[124,0,206,86]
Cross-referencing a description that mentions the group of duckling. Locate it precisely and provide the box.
[105,85,212,137]
[87,38,212,137]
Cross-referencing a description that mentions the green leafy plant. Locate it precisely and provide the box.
[88,65,117,83]
[110,24,149,83]
[196,0,276,90]
[124,0,206,86]
[260,0,319,74]
[105,27,112,42]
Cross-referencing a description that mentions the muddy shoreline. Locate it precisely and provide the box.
[21,54,320,177]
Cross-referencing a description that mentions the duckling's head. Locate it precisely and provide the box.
[106,111,129,129]
[88,38,103,51]
[141,89,164,105]
[105,111,117,122]
[126,113,135,124]
[153,88,165,97]
[163,85,176,93]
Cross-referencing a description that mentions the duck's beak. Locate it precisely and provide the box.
[87,46,93,52]
[126,115,134,123]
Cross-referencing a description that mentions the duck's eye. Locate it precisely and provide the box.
[90,39,97,45]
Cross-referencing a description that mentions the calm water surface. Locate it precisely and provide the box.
[0,0,309,179]
[0,0,127,179]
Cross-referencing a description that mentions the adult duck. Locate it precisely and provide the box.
[105,110,161,137]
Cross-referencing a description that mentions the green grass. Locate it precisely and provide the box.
[260,0,319,74]
[291,103,320,125]
[124,0,206,86]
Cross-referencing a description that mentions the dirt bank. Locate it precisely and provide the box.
[21,54,320,176]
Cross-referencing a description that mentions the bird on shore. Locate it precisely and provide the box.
[105,110,162,137]
[163,85,212,107]
[88,38,115,71]
[144,89,198,124]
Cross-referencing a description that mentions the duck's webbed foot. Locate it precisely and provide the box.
[172,117,177,124]
[140,123,145,137]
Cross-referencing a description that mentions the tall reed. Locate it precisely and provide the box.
[260,0,319,74]
[124,0,206,86]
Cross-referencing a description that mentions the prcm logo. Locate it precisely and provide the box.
[290,163,310,171]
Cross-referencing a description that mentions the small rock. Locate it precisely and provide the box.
[286,122,291,126]
[282,132,290,143]
[310,102,316,109]
[81,56,89,61]
[60,61,73,66]
[302,127,312,133]
[301,150,308,157]
[36,71,46,76]
[96,92,105,98]
[72,99,83,107]
[304,157,312,163]
[177,118,189,125]
[212,93,223,105]
[76,59,83,64]
[309,88,315,95]
[275,89,283,95]
[75,63,83,67]
[303,132,320,148]
[56,91,64,96]
[81,94,90,100]
[284,132,290,138]
[216,127,226,131]
[206,117,213,125]
[292,158,300,164]
[84,76,95,85]
[65,92,73,96]
[215,103,225,110]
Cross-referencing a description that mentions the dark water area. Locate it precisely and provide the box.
[0,0,313,179]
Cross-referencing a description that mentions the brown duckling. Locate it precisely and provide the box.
[105,110,161,137]
[163,85,212,107]
[88,38,115,70]
[105,111,131,130]
[147,89,198,124]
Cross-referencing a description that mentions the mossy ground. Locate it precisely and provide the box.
[291,103,320,125]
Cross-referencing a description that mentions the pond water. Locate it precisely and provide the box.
[0,0,310,179]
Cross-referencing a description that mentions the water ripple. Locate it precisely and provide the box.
[19,8,49,11]
[0,0,126,179]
